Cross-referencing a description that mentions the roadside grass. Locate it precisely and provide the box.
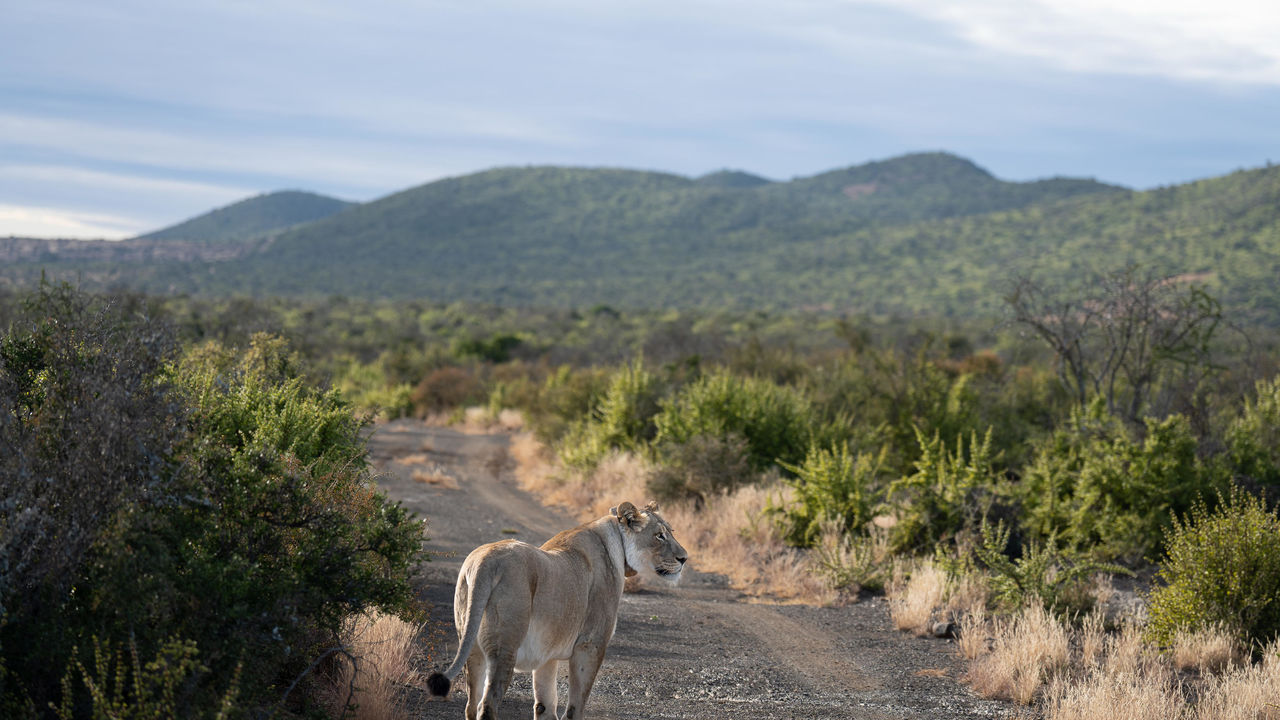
[501,411,1280,719]
[320,612,424,720]
[966,604,1071,705]
[894,565,1280,719]
[509,431,833,603]
[889,562,950,635]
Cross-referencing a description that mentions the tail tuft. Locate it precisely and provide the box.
[427,671,452,697]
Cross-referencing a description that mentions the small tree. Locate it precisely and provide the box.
[1005,265,1223,423]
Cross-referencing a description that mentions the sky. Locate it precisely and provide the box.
[2,0,1278,239]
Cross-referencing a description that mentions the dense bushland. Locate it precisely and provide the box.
[10,279,1279,682]
[0,286,423,718]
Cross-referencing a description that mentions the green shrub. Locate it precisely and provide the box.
[411,365,484,414]
[515,365,610,444]
[594,360,663,450]
[1227,375,1280,486]
[774,444,887,547]
[813,525,893,593]
[558,361,663,469]
[333,355,413,418]
[885,428,998,554]
[648,433,755,507]
[0,285,184,713]
[1017,403,1219,562]
[654,369,813,470]
[0,292,424,718]
[453,332,523,363]
[971,521,1128,616]
[100,333,425,702]
[1146,487,1280,647]
[52,638,240,720]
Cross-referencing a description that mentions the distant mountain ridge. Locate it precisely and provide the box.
[8,151,1279,324]
[138,190,352,242]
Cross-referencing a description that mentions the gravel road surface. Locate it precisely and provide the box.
[367,421,1016,720]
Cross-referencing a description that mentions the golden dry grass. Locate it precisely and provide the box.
[456,406,525,433]
[961,606,1280,720]
[1103,622,1156,677]
[1171,624,1245,675]
[888,561,948,635]
[410,468,459,490]
[321,612,424,720]
[1042,666,1186,720]
[957,606,990,661]
[1193,639,1280,720]
[967,604,1070,705]
[1078,612,1106,670]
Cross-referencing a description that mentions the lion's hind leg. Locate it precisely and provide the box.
[532,660,558,719]
[477,604,528,720]
[463,652,484,720]
[478,647,516,720]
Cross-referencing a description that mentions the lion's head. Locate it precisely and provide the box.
[612,500,688,584]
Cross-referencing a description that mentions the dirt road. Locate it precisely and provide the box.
[367,421,1015,720]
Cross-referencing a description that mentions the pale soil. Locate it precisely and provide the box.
[367,420,1017,720]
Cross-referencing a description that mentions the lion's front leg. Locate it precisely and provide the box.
[532,660,558,719]
[563,641,605,719]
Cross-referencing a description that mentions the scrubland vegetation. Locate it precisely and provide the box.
[5,265,1280,717]
[0,285,423,718]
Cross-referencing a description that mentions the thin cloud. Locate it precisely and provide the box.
[870,0,1280,85]
[0,204,143,239]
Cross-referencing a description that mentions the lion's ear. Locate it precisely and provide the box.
[614,501,641,529]
[643,499,660,513]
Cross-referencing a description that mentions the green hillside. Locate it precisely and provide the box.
[138,189,353,242]
[695,169,773,188]
[143,152,1119,299]
[10,152,1280,324]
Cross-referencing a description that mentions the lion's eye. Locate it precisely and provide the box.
[656,532,666,541]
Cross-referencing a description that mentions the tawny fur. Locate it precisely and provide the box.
[427,501,686,720]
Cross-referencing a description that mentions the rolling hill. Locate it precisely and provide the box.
[137,190,353,242]
[154,152,1123,300]
[6,152,1279,324]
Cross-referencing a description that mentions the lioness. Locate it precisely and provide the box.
[427,501,687,720]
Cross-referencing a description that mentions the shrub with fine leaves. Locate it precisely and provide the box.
[654,369,813,470]
[1146,487,1280,647]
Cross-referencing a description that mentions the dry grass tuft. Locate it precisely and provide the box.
[957,606,990,661]
[510,432,557,493]
[1103,622,1157,677]
[456,407,525,433]
[396,453,432,466]
[322,612,424,720]
[961,610,1276,718]
[1194,638,1280,720]
[410,468,459,490]
[967,603,1070,705]
[1171,624,1245,675]
[946,570,990,620]
[670,483,834,604]
[889,562,948,635]
[496,408,524,430]
[1042,665,1186,720]
[1078,612,1106,670]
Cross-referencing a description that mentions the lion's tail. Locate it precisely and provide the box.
[427,569,493,697]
